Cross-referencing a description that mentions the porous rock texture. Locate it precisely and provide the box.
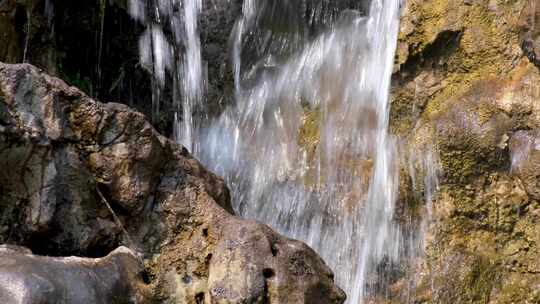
[390,0,540,303]
[0,62,345,304]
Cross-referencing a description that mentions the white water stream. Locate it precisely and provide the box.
[129,0,439,302]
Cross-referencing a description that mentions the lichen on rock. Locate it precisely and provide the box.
[391,0,540,302]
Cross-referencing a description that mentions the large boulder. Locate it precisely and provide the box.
[0,246,149,304]
[0,62,345,304]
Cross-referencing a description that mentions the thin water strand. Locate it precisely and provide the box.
[128,0,206,151]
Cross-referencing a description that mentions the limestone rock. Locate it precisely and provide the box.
[207,219,343,304]
[0,62,345,304]
[391,1,540,302]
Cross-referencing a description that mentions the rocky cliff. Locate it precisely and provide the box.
[392,0,540,302]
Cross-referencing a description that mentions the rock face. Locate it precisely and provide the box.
[0,246,149,304]
[0,62,345,304]
[391,0,540,302]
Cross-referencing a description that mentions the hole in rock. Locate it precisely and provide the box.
[263,268,275,279]
[86,238,121,258]
[397,29,462,81]
[23,231,56,256]
[142,269,153,284]
[202,228,208,237]
[24,229,120,259]
[205,253,213,268]
[195,292,204,304]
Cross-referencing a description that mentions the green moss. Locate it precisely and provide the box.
[390,88,416,135]
[437,127,509,186]
[463,256,500,303]
[297,104,321,187]
[394,2,540,303]
[438,147,477,184]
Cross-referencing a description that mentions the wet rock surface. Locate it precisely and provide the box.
[391,0,540,302]
[0,62,345,304]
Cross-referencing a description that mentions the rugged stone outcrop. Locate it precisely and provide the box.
[390,0,540,303]
[0,62,345,304]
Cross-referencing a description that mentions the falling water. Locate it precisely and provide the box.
[44,0,56,74]
[97,0,106,98]
[130,0,440,302]
[199,0,404,301]
[128,0,206,152]
[22,8,31,63]
[44,0,54,27]
[175,0,204,151]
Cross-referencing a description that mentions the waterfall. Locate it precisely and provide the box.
[352,1,401,301]
[200,0,405,301]
[128,0,206,152]
[129,0,440,302]
[175,0,204,152]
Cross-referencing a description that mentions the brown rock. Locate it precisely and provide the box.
[0,62,345,303]
[392,1,540,302]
